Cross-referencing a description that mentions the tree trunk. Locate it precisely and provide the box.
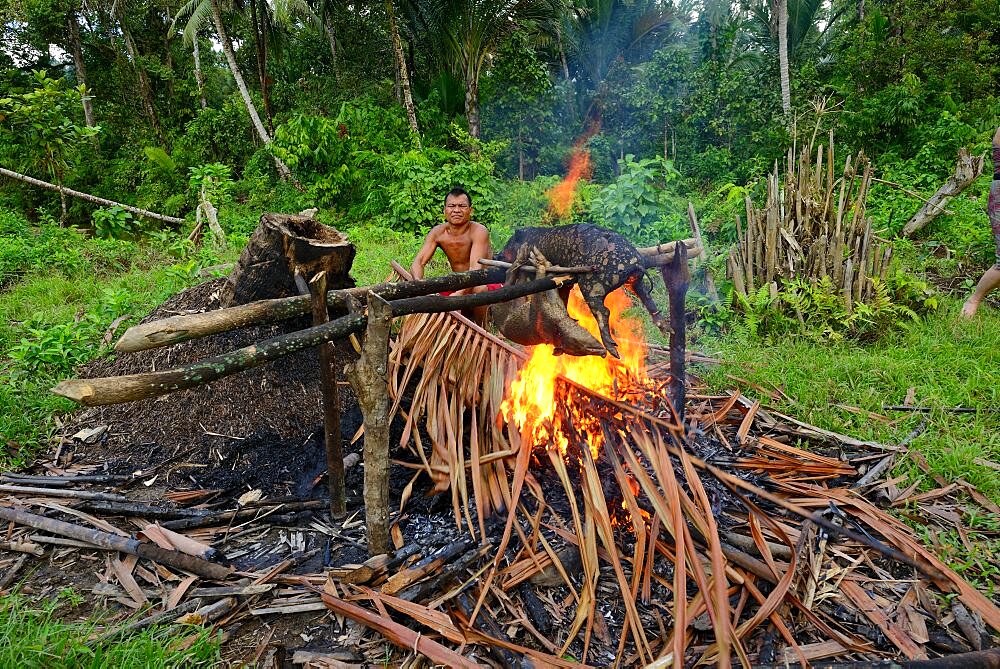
[346,293,393,555]
[465,67,481,140]
[249,0,275,134]
[0,166,184,225]
[323,9,341,80]
[210,0,293,179]
[66,10,96,129]
[117,6,166,146]
[901,148,984,238]
[777,0,791,120]
[192,37,208,110]
[221,213,356,307]
[386,0,421,147]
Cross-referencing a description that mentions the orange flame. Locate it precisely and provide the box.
[500,287,651,460]
[546,149,591,219]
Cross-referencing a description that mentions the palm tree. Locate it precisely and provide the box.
[387,0,422,144]
[409,0,563,140]
[173,0,293,179]
[777,0,790,118]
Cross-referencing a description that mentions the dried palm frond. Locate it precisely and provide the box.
[384,295,1000,666]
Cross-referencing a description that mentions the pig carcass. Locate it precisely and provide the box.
[497,224,676,359]
[490,246,607,357]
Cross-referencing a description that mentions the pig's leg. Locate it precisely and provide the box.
[579,279,619,359]
[625,273,669,334]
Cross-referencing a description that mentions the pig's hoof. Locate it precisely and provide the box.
[605,344,620,359]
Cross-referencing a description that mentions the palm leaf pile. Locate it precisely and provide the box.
[380,304,1000,665]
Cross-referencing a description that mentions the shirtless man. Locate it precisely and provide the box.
[961,125,1000,319]
[410,187,495,324]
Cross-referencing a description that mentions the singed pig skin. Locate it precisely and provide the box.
[497,224,666,358]
[490,248,606,357]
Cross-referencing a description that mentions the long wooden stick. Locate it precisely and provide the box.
[54,275,569,406]
[309,272,346,519]
[0,505,232,579]
[114,267,507,353]
[0,166,185,225]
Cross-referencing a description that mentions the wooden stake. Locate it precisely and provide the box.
[664,244,689,424]
[309,272,346,520]
[346,293,393,555]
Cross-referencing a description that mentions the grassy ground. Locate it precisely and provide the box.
[696,298,1000,500]
[0,591,220,668]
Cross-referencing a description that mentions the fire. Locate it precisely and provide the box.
[500,286,652,459]
[546,148,591,219]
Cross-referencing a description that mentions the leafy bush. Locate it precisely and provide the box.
[272,103,501,233]
[92,206,136,239]
[589,155,687,245]
[730,269,937,342]
[7,319,102,374]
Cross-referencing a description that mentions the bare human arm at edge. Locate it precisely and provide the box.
[410,227,441,280]
[468,223,492,272]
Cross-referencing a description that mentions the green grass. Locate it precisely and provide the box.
[0,592,220,668]
[0,209,235,467]
[697,297,1000,500]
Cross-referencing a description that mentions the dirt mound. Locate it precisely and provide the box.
[62,278,360,494]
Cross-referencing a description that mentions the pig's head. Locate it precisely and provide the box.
[550,321,607,358]
[496,228,536,264]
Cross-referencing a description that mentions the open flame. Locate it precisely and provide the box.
[500,286,652,459]
[546,148,591,219]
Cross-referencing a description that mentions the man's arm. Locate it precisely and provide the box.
[410,228,440,280]
[993,125,1000,147]
[468,225,492,271]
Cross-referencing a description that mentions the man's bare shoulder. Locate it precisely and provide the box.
[425,224,447,240]
[470,222,490,239]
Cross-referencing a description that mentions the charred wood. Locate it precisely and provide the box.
[664,243,689,423]
[309,271,346,519]
[0,506,232,579]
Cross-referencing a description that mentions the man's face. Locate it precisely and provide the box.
[444,194,472,227]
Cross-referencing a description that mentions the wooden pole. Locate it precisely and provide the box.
[345,293,393,555]
[55,274,569,407]
[308,272,346,519]
[115,267,507,353]
[664,244,689,424]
